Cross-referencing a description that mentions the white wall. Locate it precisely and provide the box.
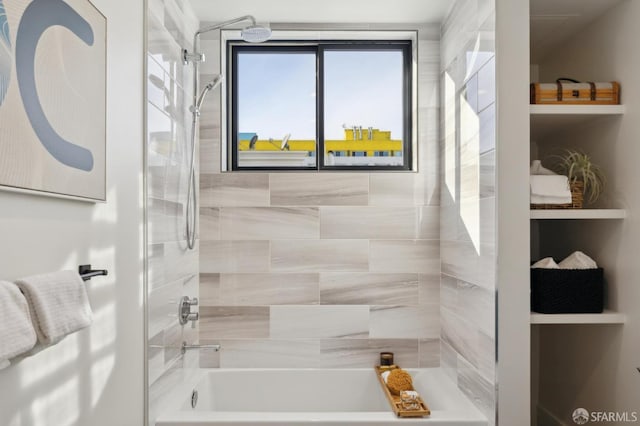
[495,0,531,425]
[533,1,640,422]
[0,0,144,425]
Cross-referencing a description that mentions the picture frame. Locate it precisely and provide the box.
[0,0,106,202]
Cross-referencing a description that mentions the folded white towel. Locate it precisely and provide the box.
[531,257,560,269]
[530,160,557,175]
[558,251,598,269]
[530,194,572,204]
[0,281,37,369]
[530,175,572,198]
[15,271,92,346]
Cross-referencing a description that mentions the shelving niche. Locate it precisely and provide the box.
[529,0,630,424]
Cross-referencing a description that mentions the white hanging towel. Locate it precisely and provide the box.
[15,271,93,346]
[0,281,37,369]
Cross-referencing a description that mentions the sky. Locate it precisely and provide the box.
[237,49,404,141]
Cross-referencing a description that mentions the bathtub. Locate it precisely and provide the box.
[155,368,487,425]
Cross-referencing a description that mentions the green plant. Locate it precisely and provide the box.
[552,149,606,204]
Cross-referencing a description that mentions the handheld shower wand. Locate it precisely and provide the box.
[183,16,272,250]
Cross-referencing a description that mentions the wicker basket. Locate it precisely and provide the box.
[531,267,604,314]
[531,180,584,209]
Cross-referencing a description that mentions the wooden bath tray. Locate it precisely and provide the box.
[375,366,431,418]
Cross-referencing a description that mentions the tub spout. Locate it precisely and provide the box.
[181,341,221,355]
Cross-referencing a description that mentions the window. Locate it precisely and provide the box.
[229,40,413,171]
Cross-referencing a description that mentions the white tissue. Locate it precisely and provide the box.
[558,251,598,269]
[531,257,560,269]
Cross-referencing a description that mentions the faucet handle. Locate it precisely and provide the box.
[188,297,199,306]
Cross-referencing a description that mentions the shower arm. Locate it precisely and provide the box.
[187,15,257,63]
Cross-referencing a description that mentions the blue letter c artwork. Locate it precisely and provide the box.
[0,0,10,107]
[16,0,95,172]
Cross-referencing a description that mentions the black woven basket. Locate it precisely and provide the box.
[531,267,604,314]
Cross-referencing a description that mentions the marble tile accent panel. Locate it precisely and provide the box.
[480,150,495,198]
[369,305,440,339]
[219,339,320,368]
[270,174,369,206]
[271,240,368,272]
[148,331,165,386]
[148,277,183,338]
[457,354,495,426]
[319,339,419,368]
[419,273,441,305]
[440,273,458,313]
[147,162,167,200]
[197,339,221,368]
[419,339,440,367]
[370,240,439,274]
[199,207,220,241]
[441,240,496,290]
[199,307,270,339]
[220,207,320,240]
[200,173,269,207]
[270,306,369,339]
[320,207,437,240]
[319,273,419,305]
[477,331,496,382]
[199,273,220,306]
[149,197,182,244]
[479,103,495,154]
[199,137,220,173]
[441,339,458,385]
[163,322,182,364]
[148,243,166,292]
[441,306,478,368]
[163,240,199,285]
[200,240,270,273]
[369,173,438,206]
[477,56,495,113]
[464,74,478,113]
[206,273,320,306]
[456,279,495,337]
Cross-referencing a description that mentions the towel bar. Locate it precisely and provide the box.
[78,265,108,281]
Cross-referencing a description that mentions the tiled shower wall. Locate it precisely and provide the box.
[198,26,442,368]
[146,0,199,422]
[440,0,497,424]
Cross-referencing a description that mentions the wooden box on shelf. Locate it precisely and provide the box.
[530,80,620,105]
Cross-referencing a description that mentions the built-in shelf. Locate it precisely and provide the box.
[530,209,626,220]
[530,104,625,138]
[531,310,626,324]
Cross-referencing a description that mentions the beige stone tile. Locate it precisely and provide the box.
[370,240,439,273]
[270,173,368,206]
[271,239,368,272]
[200,240,270,273]
[220,207,319,240]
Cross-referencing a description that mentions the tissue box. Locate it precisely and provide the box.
[531,268,604,314]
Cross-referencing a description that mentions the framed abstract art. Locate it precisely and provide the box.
[0,0,106,201]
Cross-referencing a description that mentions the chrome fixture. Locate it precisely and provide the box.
[178,296,199,327]
[181,341,221,354]
[183,16,272,250]
[191,390,199,409]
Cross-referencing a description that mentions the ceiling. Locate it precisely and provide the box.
[188,0,453,25]
[530,0,625,62]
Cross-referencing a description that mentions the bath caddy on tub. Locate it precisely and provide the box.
[374,366,431,418]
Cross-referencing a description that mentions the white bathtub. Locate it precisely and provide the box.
[155,368,487,425]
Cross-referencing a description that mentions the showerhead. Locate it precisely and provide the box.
[194,75,224,112]
[241,25,272,43]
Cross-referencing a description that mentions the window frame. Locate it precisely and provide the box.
[225,34,416,172]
